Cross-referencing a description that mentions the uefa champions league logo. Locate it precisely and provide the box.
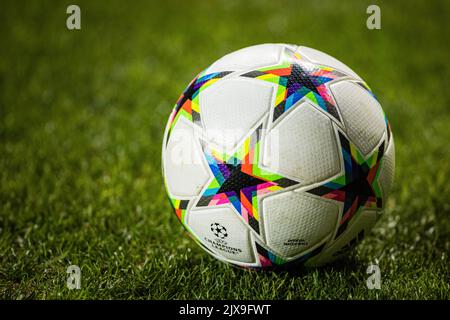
[210,223,228,239]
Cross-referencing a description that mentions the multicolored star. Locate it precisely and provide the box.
[170,198,189,226]
[196,124,298,233]
[166,70,232,141]
[306,131,385,237]
[242,49,347,123]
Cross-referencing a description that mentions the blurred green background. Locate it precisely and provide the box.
[0,0,449,299]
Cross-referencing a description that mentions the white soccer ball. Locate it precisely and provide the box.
[162,44,395,268]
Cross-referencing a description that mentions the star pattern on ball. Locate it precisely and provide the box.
[242,49,347,123]
[196,124,298,234]
[169,198,189,226]
[306,131,385,238]
[166,70,232,142]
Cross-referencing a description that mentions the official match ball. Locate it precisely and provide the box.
[162,44,395,268]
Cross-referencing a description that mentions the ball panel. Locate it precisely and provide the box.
[305,209,378,266]
[261,189,339,258]
[263,101,341,184]
[330,80,386,156]
[297,46,362,80]
[187,207,255,264]
[200,78,274,148]
[164,118,209,197]
[379,136,395,203]
[204,44,284,74]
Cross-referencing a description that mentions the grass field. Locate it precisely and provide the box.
[0,0,449,299]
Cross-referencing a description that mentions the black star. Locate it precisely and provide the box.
[218,164,267,195]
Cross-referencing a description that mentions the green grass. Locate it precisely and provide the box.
[0,0,449,299]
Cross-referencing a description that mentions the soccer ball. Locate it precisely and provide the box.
[162,44,395,268]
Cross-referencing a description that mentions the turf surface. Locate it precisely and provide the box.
[0,0,449,299]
